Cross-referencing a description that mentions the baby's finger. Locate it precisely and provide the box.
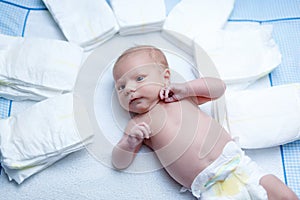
[137,122,151,138]
[142,122,151,136]
[139,124,151,139]
[160,88,169,100]
[159,88,165,100]
[164,87,170,99]
[164,97,175,103]
[131,129,143,139]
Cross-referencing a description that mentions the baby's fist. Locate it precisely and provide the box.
[160,83,188,102]
[127,122,151,148]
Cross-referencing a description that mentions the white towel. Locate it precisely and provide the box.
[0,93,93,183]
[110,0,166,35]
[162,0,235,53]
[194,22,281,84]
[0,34,83,101]
[42,0,119,51]
[224,83,300,149]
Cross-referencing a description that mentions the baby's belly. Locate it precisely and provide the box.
[164,132,232,188]
[164,155,205,188]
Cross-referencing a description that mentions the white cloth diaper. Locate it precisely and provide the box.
[42,0,119,51]
[0,93,93,183]
[0,34,83,101]
[110,0,166,35]
[162,0,235,53]
[225,83,300,149]
[194,22,281,84]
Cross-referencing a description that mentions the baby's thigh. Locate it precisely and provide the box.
[259,174,298,200]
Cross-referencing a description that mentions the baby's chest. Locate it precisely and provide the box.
[147,103,182,134]
[150,102,202,146]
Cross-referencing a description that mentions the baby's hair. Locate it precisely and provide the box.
[113,45,169,71]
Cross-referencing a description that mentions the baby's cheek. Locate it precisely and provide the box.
[119,99,129,111]
[122,104,130,111]
[148,86,162,97]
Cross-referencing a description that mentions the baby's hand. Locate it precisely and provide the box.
[127,122,151,148]
[160,83,188,102]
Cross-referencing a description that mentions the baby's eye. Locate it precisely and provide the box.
[117,85,125,91]
[136,76,145,82]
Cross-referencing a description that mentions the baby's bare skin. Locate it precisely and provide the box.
[111,46,298,199]
[134,99,232,188]
[111,49,231,188]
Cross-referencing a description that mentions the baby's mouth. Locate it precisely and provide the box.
[129,97,140,105]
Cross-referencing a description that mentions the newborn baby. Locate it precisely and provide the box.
[111,45,298,199]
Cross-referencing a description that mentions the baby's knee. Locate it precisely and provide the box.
[277,190,299,200]
[260,175,298,200]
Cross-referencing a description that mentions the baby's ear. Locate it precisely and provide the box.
[163,69,170,85]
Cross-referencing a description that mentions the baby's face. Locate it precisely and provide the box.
[114,53,169,114]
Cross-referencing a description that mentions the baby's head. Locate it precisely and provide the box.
[113,45,170,114]
[113,45,169,80]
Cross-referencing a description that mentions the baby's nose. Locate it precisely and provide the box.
[124,84,136,95]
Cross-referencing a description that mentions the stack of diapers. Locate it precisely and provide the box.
[194,22,281,84]
[0,34,83,101]
[162,0,235,53]
[42,0,119,51]
[224,83,300,149]
[0,93,94,183]
[110,0,166,35]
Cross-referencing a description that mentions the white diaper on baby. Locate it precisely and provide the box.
[0,34,83,101]
[225,83,300,149]
[194,22,281,84]
[42,0,119,51]
[0,93,93,183]
[110,0,166,35]
[162,0,235,53]
[190,141,267,199]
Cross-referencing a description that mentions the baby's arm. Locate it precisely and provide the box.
[112,121,151,170]
[160,77,226,104]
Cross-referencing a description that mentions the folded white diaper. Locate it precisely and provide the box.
[225,83,300,149]
[0,93,94,183]
[0,34,83,101]
[42,0,119,51]
[110,0,166,35]
[194,22,281,84]
[2,149,72,184]
[162,0,235,53]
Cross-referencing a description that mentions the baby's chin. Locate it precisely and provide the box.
[120,105,146,115]
[128,106,151,115]
[122,100,158,114]
[128,108,149,115]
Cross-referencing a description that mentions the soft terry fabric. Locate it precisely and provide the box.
[194,22,281,84]
[42,0,119,51]
[0,34,83,101]
[162,0,235,53]
[225,83,300,149]
[0,93,94,183]
[110,0,166,35]
[191,141,267,199]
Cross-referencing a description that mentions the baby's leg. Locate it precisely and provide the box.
[259,174,298,200]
